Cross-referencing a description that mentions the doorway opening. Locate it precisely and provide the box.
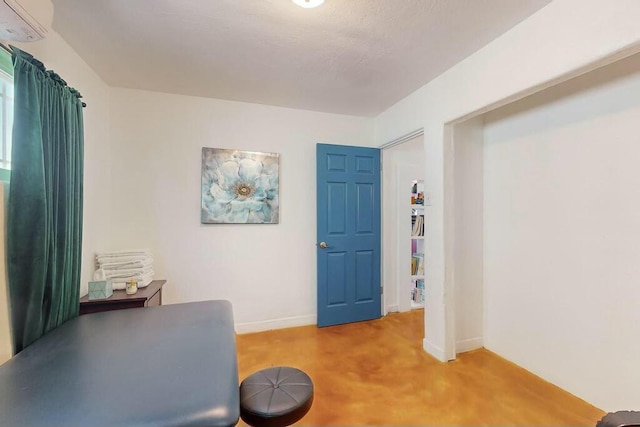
[381,134,425,316]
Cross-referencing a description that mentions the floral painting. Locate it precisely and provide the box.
[201,148,280,224]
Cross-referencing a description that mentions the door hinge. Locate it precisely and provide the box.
[380,286,383,295]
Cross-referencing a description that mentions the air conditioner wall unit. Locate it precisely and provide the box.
[0,0,46,42]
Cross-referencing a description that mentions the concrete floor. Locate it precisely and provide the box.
[236,309,604,426]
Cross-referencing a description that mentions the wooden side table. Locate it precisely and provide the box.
[79,280,166,315]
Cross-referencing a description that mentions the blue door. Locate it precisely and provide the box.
[316,143,381,327]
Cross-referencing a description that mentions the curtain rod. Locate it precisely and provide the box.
[0,42,86,108]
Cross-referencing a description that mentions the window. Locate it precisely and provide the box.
[0,49,13,173]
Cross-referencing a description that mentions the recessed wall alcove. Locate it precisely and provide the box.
[447,51,640,410]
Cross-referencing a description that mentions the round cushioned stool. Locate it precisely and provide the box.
[596,411,640,427]
[240,366,314,427]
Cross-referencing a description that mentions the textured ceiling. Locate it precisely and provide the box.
[51,0,551,117]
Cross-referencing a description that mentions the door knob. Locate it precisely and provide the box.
[318,241,328,249]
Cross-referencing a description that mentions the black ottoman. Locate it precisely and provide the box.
[240,366,314,427]
[596,411,640,427]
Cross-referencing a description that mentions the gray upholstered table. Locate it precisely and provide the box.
[0,300,239,427]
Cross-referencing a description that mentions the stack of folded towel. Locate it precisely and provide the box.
[95,250,154,290]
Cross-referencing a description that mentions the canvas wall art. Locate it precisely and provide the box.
[201,148,280,224]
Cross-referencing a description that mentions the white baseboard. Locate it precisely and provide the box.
[456,336,483,353]
[386,304,399,313]
[235,314,316,334]
[423,338,447,362]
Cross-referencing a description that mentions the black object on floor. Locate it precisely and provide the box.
[596,411,640,427]
[240,366,314,427]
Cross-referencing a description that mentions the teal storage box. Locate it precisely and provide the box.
[88,280,113,300]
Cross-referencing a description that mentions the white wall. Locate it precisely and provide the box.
[381,136,424,313]
[483,52,640,411]
[108,88,373,331]
[451,118,484,353]
[374,0,640,362]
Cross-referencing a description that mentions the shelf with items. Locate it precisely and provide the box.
[410,256,424,307]
[409,179,425,309]
[410,250,424,276]
[411,212,424,238]
[411,181,425,207]
[410,229,424,308]
[411,277,424,308]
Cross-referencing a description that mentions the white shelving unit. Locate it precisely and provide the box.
[410,181,425,309]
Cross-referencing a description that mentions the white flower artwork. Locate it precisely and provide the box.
[201,148,280,224]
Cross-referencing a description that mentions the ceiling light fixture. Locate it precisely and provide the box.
[292,0,324,8]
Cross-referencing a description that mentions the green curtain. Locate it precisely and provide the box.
[7,46,84,354]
